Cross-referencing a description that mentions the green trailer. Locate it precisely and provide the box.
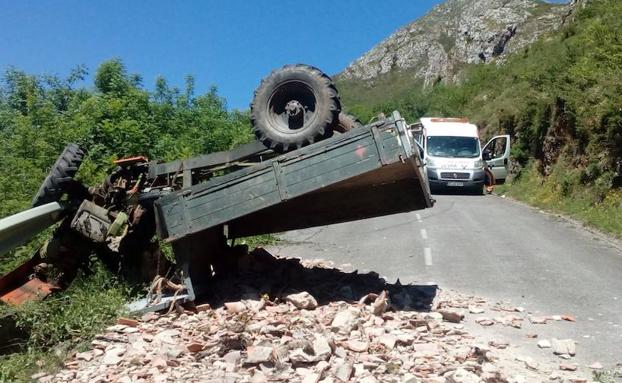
[156,111,432,243]
[125,110,432,313]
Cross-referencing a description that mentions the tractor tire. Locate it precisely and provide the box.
[32,144,85,207]
[335,112,364,133]
[251,64,341,152]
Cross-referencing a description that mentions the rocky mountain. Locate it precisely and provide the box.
[337,0,575,90]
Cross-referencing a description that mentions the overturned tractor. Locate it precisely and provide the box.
[0,65,433,313]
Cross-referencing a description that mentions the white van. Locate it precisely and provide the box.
[411,117,510,193]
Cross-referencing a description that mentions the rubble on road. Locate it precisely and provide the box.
[35,252,594,383]
[588,362,603,370]
[200,248,436,310]
[286,292,319,310]
[537,339,551,349]
[551,338,576,357]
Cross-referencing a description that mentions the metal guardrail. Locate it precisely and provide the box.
[0,202,65,256]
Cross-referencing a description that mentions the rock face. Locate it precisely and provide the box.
[338,0,572,87]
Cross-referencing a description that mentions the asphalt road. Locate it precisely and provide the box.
[268,193,622,368]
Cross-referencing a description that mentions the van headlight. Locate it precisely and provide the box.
[473,159,484,169]
[426,158,436,168]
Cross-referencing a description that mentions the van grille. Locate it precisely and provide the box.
[440,172,470,180]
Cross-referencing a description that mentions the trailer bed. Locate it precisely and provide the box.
[155,111,433,243]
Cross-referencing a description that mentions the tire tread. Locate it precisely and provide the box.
[32,144,85,207]
[250,64,341,152]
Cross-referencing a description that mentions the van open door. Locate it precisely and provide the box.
[482,135,510,182]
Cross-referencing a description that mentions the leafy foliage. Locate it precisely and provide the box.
[0,59,255,381]
[0,58,253,267]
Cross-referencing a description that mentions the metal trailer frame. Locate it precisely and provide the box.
[123,112,433,313]
[155,111,432,243]
[147,141,274,189]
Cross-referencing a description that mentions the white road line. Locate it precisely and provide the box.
[424,247,433,266]
[420,228,428,240]
[415,213,422,223]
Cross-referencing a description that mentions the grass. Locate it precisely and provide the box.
[0,259,131,383]
[496,161,622,238]
[0,231,51,276]
[335,71,426,112]
[531,1,559,17]
[237,234,279,249]
[593,366,622,383]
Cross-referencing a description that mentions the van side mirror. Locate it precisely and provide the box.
[409,123,423,133]
[482,150,492,161]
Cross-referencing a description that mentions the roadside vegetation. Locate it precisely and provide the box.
[339,0,622,237]
[2,0,621,380]
[496,162,622,238]
[0,59,265,381]
[0,263,129,382]
[593,366,622,383]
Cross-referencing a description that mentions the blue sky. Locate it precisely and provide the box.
[1,1,567,110]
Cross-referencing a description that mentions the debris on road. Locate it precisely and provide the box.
[34,253,594,383]
[286,291,319,310]
[560,362,579,371]
[528,316,549,325]
[589,362,603,370]
[438,309,464,323]
[537,339,552,349]
[468,306,484,314]
[551,338,576,357]
[475,317,495,326]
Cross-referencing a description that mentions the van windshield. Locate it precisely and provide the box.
[427,136,480,158]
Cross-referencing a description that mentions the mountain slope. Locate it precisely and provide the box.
[338,0,622,237]
[336,0,573,104]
